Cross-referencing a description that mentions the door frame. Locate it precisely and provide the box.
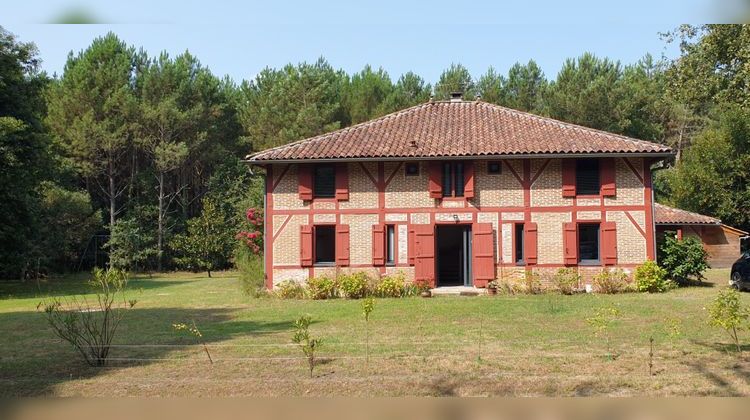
[434,222,473,287]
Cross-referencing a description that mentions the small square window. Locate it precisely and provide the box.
[488,161,502,174]
[314,225,335,265]
[405,163,419,176]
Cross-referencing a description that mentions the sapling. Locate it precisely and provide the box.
[362,297,374,370]
[707,289,749,353]
[173,321,212,364]
[586,305,621,360]
[292,315,322,378]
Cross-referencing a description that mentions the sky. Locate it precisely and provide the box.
[2,0,737,84]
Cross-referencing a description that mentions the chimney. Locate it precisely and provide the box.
[450,91,463,102]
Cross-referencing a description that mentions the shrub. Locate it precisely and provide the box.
[707,289,749,353]
[593,268,629,294]
[40,268,136,366]
[307,276,337,300]
[338,272,370,299]
[496,279,522,295]
[276,280,307,299]
[634,260,673,293]
[553,268,581,295]
[658,235,709,285]
[375,272,406,297]
[236,248,265,297]
[523,271,543,294]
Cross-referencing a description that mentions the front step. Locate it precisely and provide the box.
[430,286,484,296]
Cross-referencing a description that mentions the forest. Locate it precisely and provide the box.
[1,24,748,279]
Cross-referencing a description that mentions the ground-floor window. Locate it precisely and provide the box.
[314,225,335,265]
[515,223,524,264]
[386,225,395,265]
[578,223,600,264]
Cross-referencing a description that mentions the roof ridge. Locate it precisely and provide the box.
[246,101,434,160]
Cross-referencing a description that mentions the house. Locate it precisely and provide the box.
[654,203,749,268]
[246,94,673,289]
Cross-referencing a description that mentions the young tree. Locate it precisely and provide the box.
[171,196,233,277]
[46,32,141,236]
[433,63,475,100]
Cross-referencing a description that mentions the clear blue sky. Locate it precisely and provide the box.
[3,0,731,84]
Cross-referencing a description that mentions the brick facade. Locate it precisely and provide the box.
[263,157,656,289]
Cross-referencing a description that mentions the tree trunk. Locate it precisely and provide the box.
[108,161,116,235]
[157,171,164,271]
[207,269,212,278]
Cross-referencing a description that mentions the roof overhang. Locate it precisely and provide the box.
[244,151,674,165]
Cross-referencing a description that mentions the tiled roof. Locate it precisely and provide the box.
[654,203,721,225]
[247,100,672,162]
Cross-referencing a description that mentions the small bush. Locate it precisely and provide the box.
[634,260,673,293]
[496,280,522,295]
[338,272,370,299]
[523,271,543,294]
[658,235,709,285]
[375,272,406,297]
[707,289,749,353]
[553,268,581,295]
[593,268,629,294]
[236,250,265,297]
[307,276,337,299]
[276,280,307,299]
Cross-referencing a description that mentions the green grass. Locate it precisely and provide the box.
[1,269,749,397]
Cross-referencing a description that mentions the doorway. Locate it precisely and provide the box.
[436,225,472,287]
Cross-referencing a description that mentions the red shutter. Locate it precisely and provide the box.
[601,221,618,265]
[524,222,538,265]
[336,224,350,266]
[464,161,475,199]
[600,158,616,197]
[335,163,349,201]
[562,159,576,198]
[300,225,313,267]
[428,162,442,198]
[413,224,435,286]
[408,227,415,265]
[298,165,313,201]
[563,222,578,266]
[372,224,385,266]
[472,223,495,284]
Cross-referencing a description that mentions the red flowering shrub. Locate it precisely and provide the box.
[236,207,263,255]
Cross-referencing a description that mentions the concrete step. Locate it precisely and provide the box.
[429,286,484,296]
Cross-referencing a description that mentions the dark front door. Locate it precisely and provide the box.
[436,225,472,287]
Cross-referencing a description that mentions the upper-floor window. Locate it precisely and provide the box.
[442,162,465,197]
[405,163,419,176]
[314,165,335,198]
[576,159,600,195]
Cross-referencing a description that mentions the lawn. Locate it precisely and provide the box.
[1,269,749,397]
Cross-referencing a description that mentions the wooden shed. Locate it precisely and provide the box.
[654,203,749,268]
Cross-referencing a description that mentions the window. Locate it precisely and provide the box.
[386,225,395,265]
[441,162,465,197]
[578,223,600,264]
[515,223,524,264]
[576,159,600,195]
[405,163,419,176]
[313,165,335,198]
[488,161,502,174]
[314,225,335,264]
